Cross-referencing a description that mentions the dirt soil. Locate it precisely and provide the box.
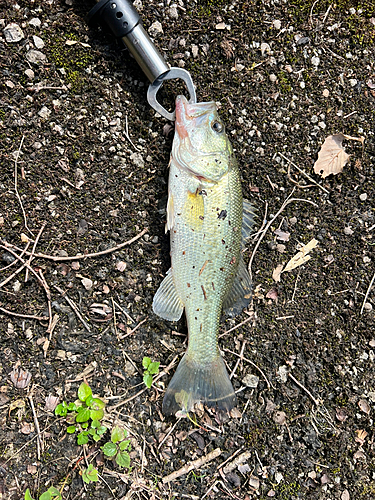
[1,0,375,499]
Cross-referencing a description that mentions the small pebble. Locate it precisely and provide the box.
[272,20,281,30]
[25,68,34,79]
[300,81,305,89]
[243,374,259,388]
[269,74,277,83]
[364,303,373,312]
[33,35,44,49]
[323,88,329,97]
[3,23,24,43]
[344,226,353,235]
[29,17,41,28]
[168,4,178,19]
[359,193,367,201]
[26,49,46,64]
[38,106,51,119]
[349,78,358,87]
[148,21,163,37]
[311,55,320,67]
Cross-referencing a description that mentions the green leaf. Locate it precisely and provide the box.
[148,362,160,375]
[119,439,130,451]
[89,408,104,421]
[111,425,125,444]
[25,488,35,500]
[82,422,89,429]
[47,487,61,499]
[77,432,89,445]
[143,373,153,389]
[67,425,77,434]
[76,408,90,423]
[96,425,107,436]
[116,450,130,468]
[85,394,94,407]
[67,402,78,411]
[142,357,151,369]
[92,433,101,442]
[82,464,99,484]
[39,492,52,500]
[101,441,117,457]
[91,419,100,429]
[54,403,67,417]
[90,398,105,410]
[78,382,92,402]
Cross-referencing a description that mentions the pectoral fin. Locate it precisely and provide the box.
[241,199,256,247]
[223,256,252,317]
[153,268,184,321]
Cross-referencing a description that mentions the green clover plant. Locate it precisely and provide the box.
[81,464,99,484]
[101,425,131,469]
[142,357,160,389]
[55,382,107,444]
[25,486,62,500]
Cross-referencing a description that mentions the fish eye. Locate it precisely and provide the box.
[211,120,224,133]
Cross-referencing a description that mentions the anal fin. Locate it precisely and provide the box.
[223,255,252,317]
[153,268,184,321]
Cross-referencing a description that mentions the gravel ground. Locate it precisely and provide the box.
[0,0,375,499]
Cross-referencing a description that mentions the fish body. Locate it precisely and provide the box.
[153,96,255,415]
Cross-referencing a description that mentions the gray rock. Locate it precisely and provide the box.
[33,35,44,49]
[4,23,24,43]
[29,17,41,28]
[26,49,47,64]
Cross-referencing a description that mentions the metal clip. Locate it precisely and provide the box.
[87,0,196,120]
[147,68,196,121]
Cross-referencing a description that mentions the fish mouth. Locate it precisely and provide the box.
[175,95,217,138]
[174,95,223,183]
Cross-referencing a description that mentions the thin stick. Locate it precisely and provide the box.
[5,228,148,262]
[53,285,91,332]
[118,317,148,339]
[0,245,49,293]
[124,115,140,151]
[158,418,182,449]
[0,307,48,321]
[162,448,221,484]
[288,373,320,406]
[14,135,34,236]
[113,300,135,324]
[219,315,253,338]
[248,190,318,278]
[223,348,274,390]
[109,355,178,411]
[25,223,46,282]
[278,152,329,194]
[28,394,43,459]
[229,340,246,379]
[38,269,52,332]
[360,270,375,315]
[0,241,30,273]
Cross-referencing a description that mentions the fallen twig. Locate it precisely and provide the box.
[248,189,318,279]
[229,340,246,379]
[109,355,178,411]
[0,307,48,321]
[4,227,148,262]
[279,152,329,194]
[13,135,34,236]
[288,372,320,406]
[223,347,274,390]
[53,285,91,332]
[118,316,148,339]
[28,393,43,459]
[360,270,375,315]
[162,447,221,484]
[25,223,46,282]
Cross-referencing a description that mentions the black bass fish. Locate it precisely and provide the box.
[153,95,255,415]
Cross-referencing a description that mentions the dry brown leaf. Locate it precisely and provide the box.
[45,394,59,412]
[355,429,368,445]
[358,399,370,415]
[314,133,365,178]
[314,134,350,178]
[81,277,93,290]
[10,367,32,389]
[283,239,318,273]
[272,264,283,282]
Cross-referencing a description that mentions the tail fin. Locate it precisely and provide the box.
[162,354,237,416]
